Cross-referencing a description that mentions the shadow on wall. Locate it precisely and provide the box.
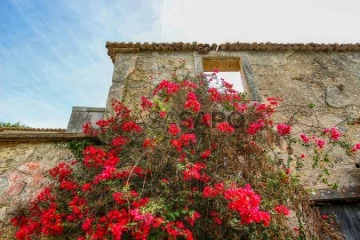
[317,202,360,240]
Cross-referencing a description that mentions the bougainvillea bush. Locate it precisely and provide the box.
[12,70,359,239]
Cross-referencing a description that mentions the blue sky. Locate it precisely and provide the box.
[1,0,360,128]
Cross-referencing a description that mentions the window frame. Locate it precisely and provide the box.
[194,55,262,101]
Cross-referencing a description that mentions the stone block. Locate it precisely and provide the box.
[67,107,105,133]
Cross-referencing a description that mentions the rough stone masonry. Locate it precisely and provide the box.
[103,42,360,200]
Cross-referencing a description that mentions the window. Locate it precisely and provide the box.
[203,58,244,93]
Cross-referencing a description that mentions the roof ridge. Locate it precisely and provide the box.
[106,41,360,63]
[0,127,66,132]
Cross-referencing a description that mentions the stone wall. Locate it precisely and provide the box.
[105,52,195,116]
[248,51,360,192]
[106,49,360,198]
[0,129,87,238]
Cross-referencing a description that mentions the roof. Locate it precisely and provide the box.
[0,127,66,133]
[106,41,360,62]
[0,128,89,143]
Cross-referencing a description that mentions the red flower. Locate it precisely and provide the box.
[184,92,201,112]
[169,124,180,135]
[330,127,341,141]
[203,185,222,198]
[121,121,142,133]
[223,184,270,227]
[181,80,197,89]
[153,80,180,96]
[200,149,211,159]
[111,99,131,118]
[202,113,212,126]
[321,214,328,220]
[352,143,360,152]
[96,118,113,128]
[208,88,221,102]
[186,211,201,226]
[113,192,126,205]
[82,218,93,232]
[276,124,291,136]
[159,111,167,118]
[49,162,72,182]
[315,138,326,149]
[131,197,149,208]
[247,119,265,135]
[233,103,248,113]
[300,133,310,143]
[81,183,92,191]
[83,122,93,135]
[111,136,128,147]
[141,96,153,110]
[274,205,290,216]
[143,138,155,148]
[216,122,235,133]
[210,211,222,225]
[60,180,78,191]
[183,162,206,181]
[182,118,195,129]
[161,179,169,184]
[153,217,165,228]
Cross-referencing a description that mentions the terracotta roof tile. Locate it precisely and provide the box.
[0,127,66,133]
[106,41,360,63]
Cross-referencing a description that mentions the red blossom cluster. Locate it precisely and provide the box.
[140,96,153,110]
[216,122,235,133]
[233,102,248,113]
[12,72,349,240]
[274,205,290,216]
[352,143,360,152]
[300,133,310,143]
[121,121,142,133]
[315,138,326,149]
[184,91,200,113]
[200,149,211,159]
[255,103,275,114]
[247,119,265,135]
[276,123,291,136]
[153,80,181,96]
[324,127,342,141]
[181,118,194,129]
[183,162,207,181]
[223,184,271,226]
[170,133,196,152]
[168,124,180,135]
[201,113,212,126]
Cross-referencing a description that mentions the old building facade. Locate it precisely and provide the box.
[103,42,360,197]
[1,42,360,238]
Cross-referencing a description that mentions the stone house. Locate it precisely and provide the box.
[1,42,360,238]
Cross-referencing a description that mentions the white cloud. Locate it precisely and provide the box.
[157,0,360,43]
